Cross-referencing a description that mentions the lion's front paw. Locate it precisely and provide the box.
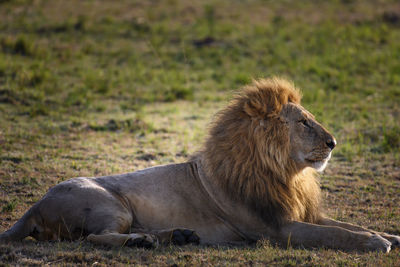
[125,233,158,249]
[365,234,391,253]
[171,229,200,246]
[380,233,400,248]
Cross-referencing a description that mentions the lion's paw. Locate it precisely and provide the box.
[125,233,158,249]
[365,234,391,253]
[380,233,400,248]
[171,229,200,246]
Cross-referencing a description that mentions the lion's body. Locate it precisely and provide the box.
[1,78,399,251]
[0,163,241,243]
[0,161,271,244]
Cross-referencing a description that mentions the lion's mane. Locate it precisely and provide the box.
[198,78,321,227]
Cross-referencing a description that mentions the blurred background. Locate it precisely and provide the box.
[0,0,400,265]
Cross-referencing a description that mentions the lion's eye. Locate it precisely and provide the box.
[300,119,310,128]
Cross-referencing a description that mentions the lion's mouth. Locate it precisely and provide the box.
[305,152,331,164]
[305,158,321,163]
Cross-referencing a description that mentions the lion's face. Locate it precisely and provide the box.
[280,103,336,172]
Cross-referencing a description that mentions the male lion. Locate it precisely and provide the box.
[1,78,399,252]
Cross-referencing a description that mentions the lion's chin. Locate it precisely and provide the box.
[310,159,329,172]
[307,153,331,172]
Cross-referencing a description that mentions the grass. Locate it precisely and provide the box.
[0,0,400,265]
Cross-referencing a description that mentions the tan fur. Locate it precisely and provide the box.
[1,77,399,252]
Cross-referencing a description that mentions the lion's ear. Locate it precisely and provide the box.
[243,99,267,118]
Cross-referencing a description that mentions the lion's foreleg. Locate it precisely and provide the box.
[148,228,200,246]
[317,217,400,248]
[273,221,391,252]
[87,228,200,248]
[87,232,157,248]
[317,217,375,232]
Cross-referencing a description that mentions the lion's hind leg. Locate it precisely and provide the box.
[0,204,50,242]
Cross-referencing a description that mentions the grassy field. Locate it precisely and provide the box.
[1,0,400,265]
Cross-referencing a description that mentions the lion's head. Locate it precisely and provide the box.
[198,77,336,227]
[281,102,336,173]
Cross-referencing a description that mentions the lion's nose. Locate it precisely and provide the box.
[326,138,336,150]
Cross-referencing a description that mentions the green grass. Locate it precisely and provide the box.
[1,0,400,265]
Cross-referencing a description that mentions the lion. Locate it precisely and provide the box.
[1,78,399,252]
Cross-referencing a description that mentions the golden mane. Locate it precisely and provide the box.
[198,77,321,227]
